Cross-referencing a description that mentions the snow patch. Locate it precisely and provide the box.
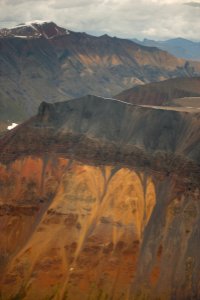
[55,27,70,35]
[10,20,50,30]
[97,96,133,106]
[151,106,161,109]
[7,123,18,130]
[26,20,50,25]
[14,35,29,38]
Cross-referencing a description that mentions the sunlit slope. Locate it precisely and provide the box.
[116,77,200,106]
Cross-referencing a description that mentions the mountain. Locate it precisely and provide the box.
[0,95,200,299]
[133,37,200,61]
[1,21,200,127]
[116,77,200,106]
[0,20,68,39]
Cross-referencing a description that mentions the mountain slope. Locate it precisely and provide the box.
[116,77,200,106]
[133,37,200,61]
[0,95,200,300]
[1,21,200,125]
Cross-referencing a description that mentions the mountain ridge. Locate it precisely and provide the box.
[116,77,200,106]
[1,95,200,179]
[1,21,200,128]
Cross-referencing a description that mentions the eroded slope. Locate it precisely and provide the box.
[0,96,200,300]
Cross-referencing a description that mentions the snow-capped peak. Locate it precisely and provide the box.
[0,21,69,39]
[9,20,50,30]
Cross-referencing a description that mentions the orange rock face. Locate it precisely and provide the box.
[0,156,157,300]
[0,157,67,271]
[1,155,199,300]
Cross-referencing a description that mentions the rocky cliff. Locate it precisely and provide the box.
[0,95,200,299]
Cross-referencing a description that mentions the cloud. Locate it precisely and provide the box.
[1,0,41,4]
[0,0,200,40]
[184,1,200,7]
[49,0,100,9]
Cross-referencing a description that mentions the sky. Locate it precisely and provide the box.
[0,0,200,40]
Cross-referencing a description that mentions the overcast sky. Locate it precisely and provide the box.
[0,0,200,40]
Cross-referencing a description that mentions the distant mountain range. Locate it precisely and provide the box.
[132,37,200,61]
[1,21,200,129]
